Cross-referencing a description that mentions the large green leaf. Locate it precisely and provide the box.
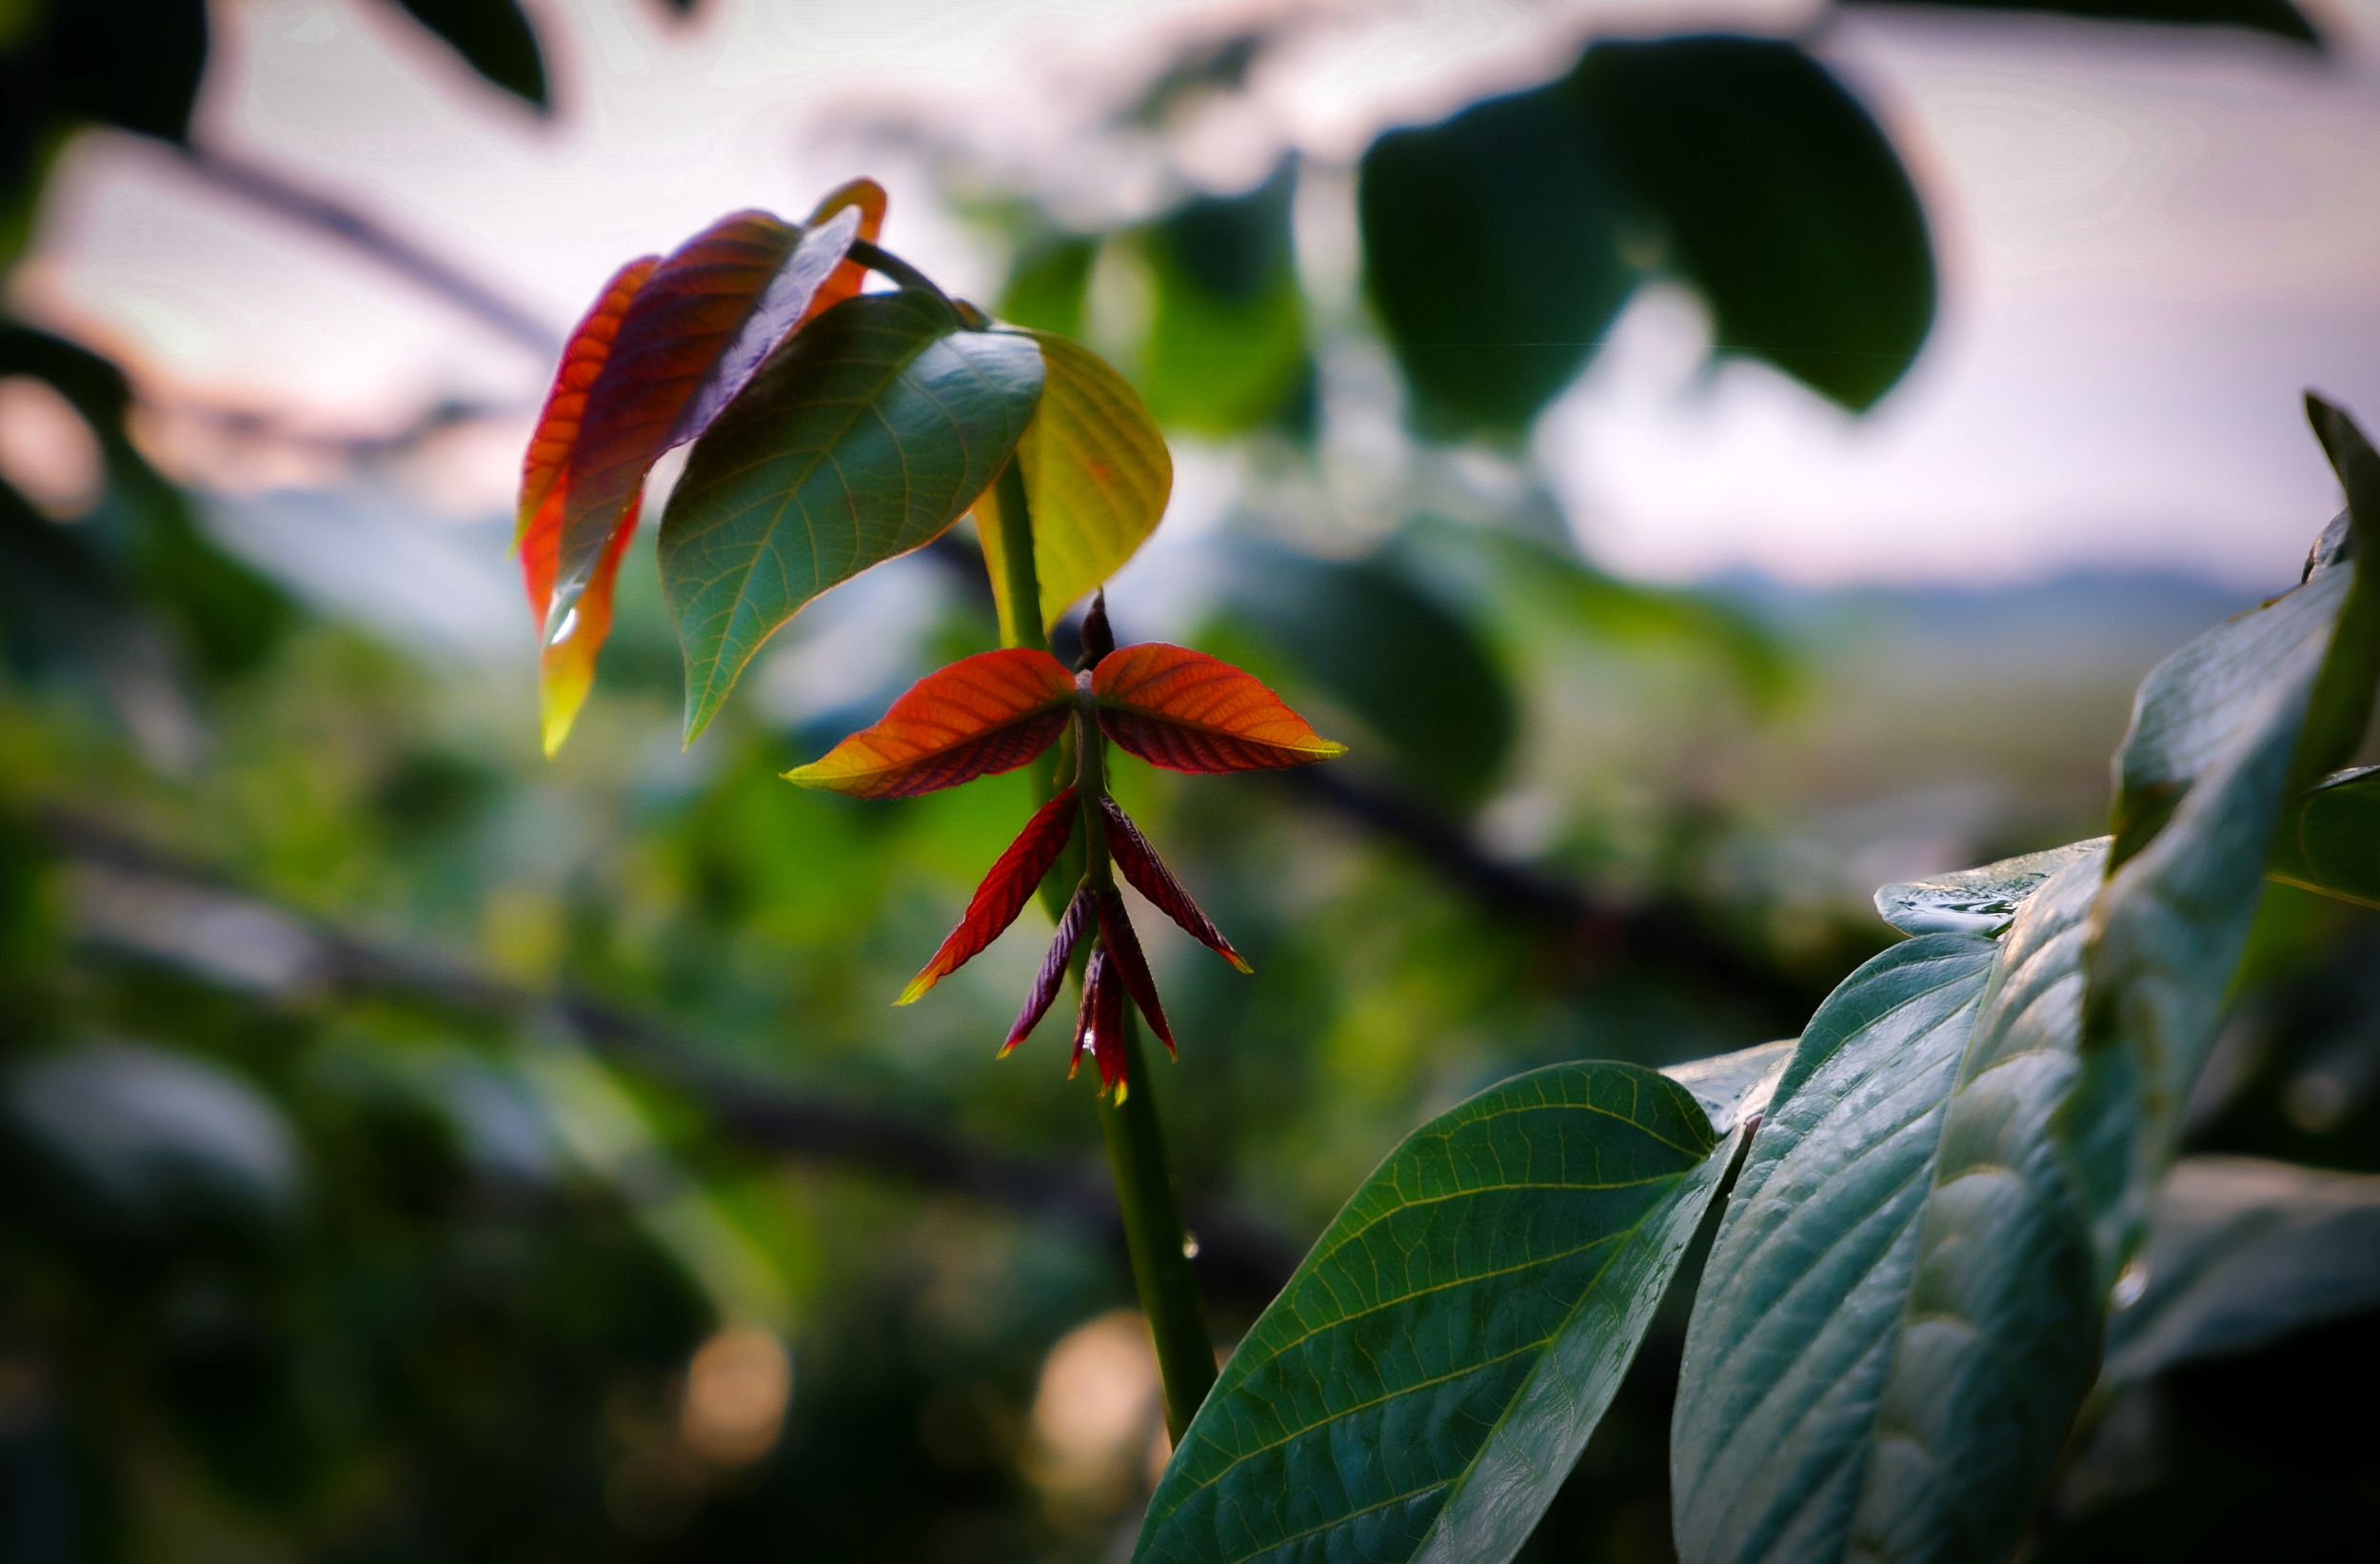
[1359,84,1634,439]
[1220,540,1516,810]
[1138,164,1310,435]
[2098,1156,2380,1391]
[391,0,547,109]
[1847,0,2318,48]
[1136,1056,1769,1564]
[1675,842,2106,1564]
[2066,404,2379,1286]
[2267,765,2380,906]
[657,291,1044,741]
[1567,37,1934,412]
[971,329,1170,637]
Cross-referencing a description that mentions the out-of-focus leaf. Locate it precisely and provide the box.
[900,784,1080,1003]
[1359,84,1633,438]
[999,231,1098,340]
[43,0,208,143]
[972,330,1171,636]
[1676,845,2107,1564]
[516,256,658,754]
[1091,643,1345,773]
[1397,518,1795,710]
[1138,163,1309,435]
[1137,1061,1735,1564]
[2100,1156,2380,1389]
[800,176,887,326]
[1568,36,1934,412]
[551,208,863,651]
[1221,540,1513,808]
[4,1041,302,1242]
[1849,0,2318,47]
[390,0,547,109]
[782,647,1072,799]
[2267,765,2380,906]
[660,291,1044,739]
[1100,797,1250,973]
[2069,407,2378,1288]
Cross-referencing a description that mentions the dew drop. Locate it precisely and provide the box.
[548,607,581,646]
[2112,1256,2149,1310]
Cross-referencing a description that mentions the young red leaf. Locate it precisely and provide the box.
[545,206,863,647]
[1071,944,1129,1095]
[1100,797,1252,974]
[799,178,887,327]
[1091,643,1347,773]
[516,257,657,754]
[1004,885,1092,1057]
[900,785,1080,1005]
[1093,886,1174,1056]
[782,648,1074,799]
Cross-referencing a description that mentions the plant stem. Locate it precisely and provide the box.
[982,458,1215,1441]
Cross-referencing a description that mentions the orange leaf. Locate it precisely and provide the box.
[1094,886,1173,1055]
[1090,643,1347,773]
[1004,884,1091,1057]
[800,178,887,328]
[537,491,640,756]
[546,207,863,646]
[900,785,1080,1005]
[782,648,1074,799]
[1101,798,1251,973]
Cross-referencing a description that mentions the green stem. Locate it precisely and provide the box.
[979,452,1216,1441]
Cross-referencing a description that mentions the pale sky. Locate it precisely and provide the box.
[13,0,2380,591]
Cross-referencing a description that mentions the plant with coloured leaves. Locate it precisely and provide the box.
[516,181,1340,1437]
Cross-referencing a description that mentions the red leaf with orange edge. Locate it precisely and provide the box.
[900,785,1080,1005]
[782,648,1074,799]
[1004,885,1091,1057]
[1091,643,1347,773]
[1071,945,1128,1093]
[1094,886,1174,1056]
[545,206,863,643]
[798,178,887,327]
[517,256,657,754]
[1100,798,1252,974]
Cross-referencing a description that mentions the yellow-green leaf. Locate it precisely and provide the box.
[974,329,1170,637]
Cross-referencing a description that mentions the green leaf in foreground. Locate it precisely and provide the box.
[1137,1057,1767,1564]
[2266,765,2380,906]
[658,291,1045,741]
[971,329,1170,638]
[1676,844,2107,1564]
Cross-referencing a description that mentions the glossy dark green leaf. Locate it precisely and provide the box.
[658,292,1044,741]
[2099,1156,2380,1390]
[1568,37,1934,412]
[2266,765,2380,907]
[1846,0,2318,47]
[1137,1060,1741,1564]
[1675,843,2107,1564]
[2069,413,2378,1286]
[1220,540,1515,809]
[1359,84,1634,438]
[391,0,547,109]
[1139,163,1310,435]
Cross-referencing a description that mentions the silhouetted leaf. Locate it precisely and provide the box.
[1222,540,1514,808]
[1568,36,1934,411]
[2267,765,2380,907]
[972,330,1171,635]
[1137,1061,1738,1564]
[1850,0,2317,47]
[392,0,548,109]
[659,292,1044,739]
[1139,164,1310,434]
[2100,1156,2380,1390]
[1359,84,1633,438]
[1676,844,2107,1564]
